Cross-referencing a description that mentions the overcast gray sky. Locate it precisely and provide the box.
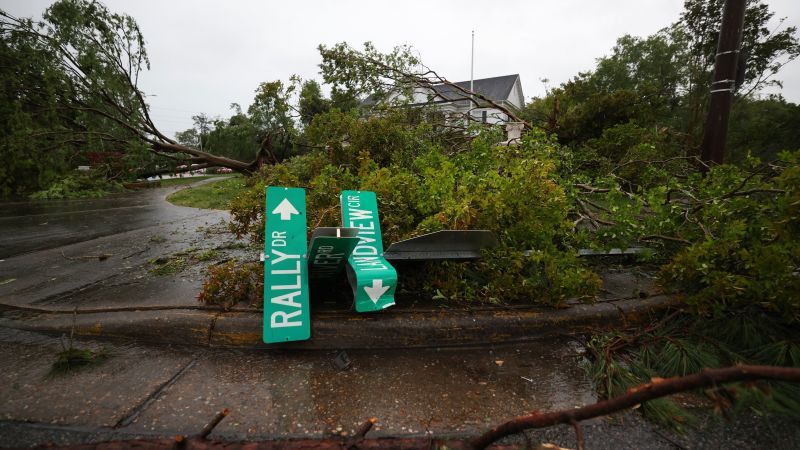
[6,0,800,137]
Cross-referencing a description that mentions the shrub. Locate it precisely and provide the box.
[198,261,263,309]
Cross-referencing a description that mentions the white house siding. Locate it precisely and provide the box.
[506,78,525,109]
[469,108,509,125]
[371,75,522,126]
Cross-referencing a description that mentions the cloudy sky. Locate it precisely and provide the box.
[6,0,800,137]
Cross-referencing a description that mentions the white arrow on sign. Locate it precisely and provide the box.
[364,279,390,303]
[272,198,299,221]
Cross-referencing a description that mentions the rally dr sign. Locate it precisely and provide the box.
[263,186,310,343]
[340,190,398,312]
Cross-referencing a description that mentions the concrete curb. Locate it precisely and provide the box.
[0,296,677,349]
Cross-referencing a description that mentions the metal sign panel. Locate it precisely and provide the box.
[383,230,499,260]
[263,186,310,343]
[340,190,397,312]
[308,227,360,281]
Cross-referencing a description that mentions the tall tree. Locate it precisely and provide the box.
[679,0,799,145]
[0,0,283,196]
[298,80,329,126]
[318,42,529,127]
[525,0,798,154]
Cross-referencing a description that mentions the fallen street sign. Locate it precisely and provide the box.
[263,186,310,343]
[340,190,398,312]
[308,227,360,281]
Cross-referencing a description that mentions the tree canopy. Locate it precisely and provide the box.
[0,0,286,196]
[521,0,799,161]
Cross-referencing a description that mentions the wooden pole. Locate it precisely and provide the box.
[699,0,746,167]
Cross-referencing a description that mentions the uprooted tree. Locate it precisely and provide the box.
[0,1,527,198]
[0,0,294,196]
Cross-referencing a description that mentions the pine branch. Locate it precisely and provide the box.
[471,364,800,450]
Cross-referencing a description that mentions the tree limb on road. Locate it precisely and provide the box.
[471,364,800,450]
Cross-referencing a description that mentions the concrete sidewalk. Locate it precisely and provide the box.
[1,328,797,449]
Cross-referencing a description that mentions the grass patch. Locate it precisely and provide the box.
[167,176,245,210]
[196,249,219,261]
[149,247,222,275]
[48,309,111,377]
[50,347,111,377]
[149,234,167,244]
[149,255,189,276]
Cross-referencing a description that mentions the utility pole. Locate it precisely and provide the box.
[700,0,746,167]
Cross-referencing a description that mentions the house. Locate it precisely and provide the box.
[364,74,525,125]
[416,74,525,125]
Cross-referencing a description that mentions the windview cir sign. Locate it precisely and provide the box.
[263,186,310,343]
[341,190,398,312]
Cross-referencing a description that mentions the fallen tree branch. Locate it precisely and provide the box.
[569,419,584,450]
[612,155,709,173]
[639,234,692,245]
[722,188,786,198]
[574,183,610,194]
[354,417,378,438]
[198,408,229,440]
[576,198,616,228]
[61,250,112,261]
[470,364,800,449]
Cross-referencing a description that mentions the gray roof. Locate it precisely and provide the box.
[361,74,520,107]
[430,74,519,103]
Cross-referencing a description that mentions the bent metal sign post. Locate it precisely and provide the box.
[263,186,310,343]
[340,190,398,312]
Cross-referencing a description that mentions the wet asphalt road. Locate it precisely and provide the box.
[0,179,226,259]
[0,179,240,311]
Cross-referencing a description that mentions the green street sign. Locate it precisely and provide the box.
[308,227,360,281]
[263,186,310,343]
[340,190,398,312]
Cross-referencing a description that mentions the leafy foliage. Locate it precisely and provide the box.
[727,95,800,162]
[318,42,421,107]
[658,153,800,321]
[4,0,799,424]
[49,323,111,377]
[226,123,601,306]
[198,261,262,309]
[523,0,799,155]
[0,0,158,197]
[29,171,124,199]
